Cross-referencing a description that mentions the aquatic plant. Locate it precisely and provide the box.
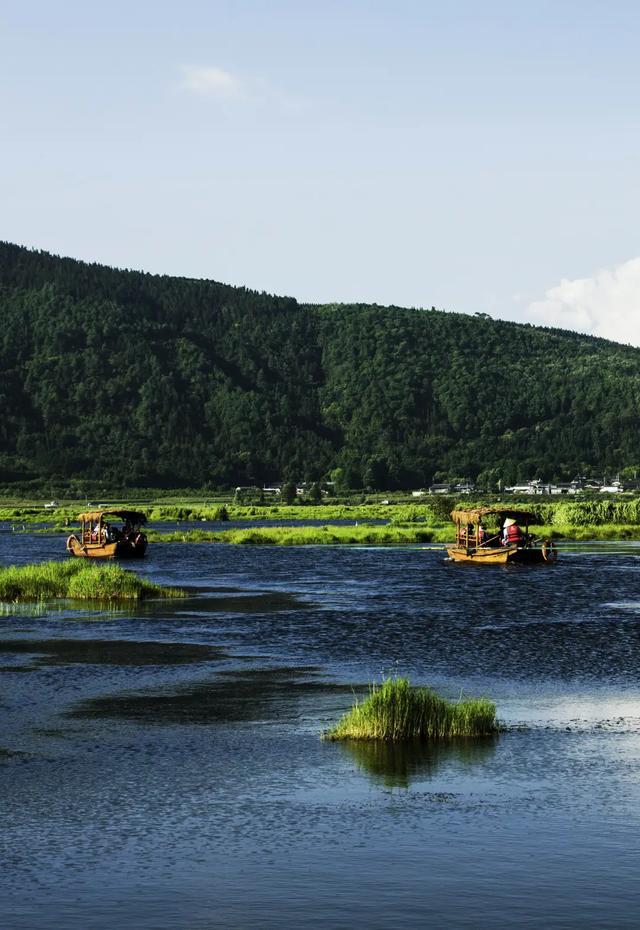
[0,560,185,602]
[323,677,497,741]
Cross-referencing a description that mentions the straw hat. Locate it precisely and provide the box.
[503,518,517,527]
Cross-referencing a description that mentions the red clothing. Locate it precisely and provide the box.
[505,523,522,545]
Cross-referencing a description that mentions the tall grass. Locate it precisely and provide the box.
[324,677,497,741]
[0,561,185,602]
[545,499,640,526]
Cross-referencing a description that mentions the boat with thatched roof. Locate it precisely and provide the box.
[447,507,557,564]
[66,510,148,559]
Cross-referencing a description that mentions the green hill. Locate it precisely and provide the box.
[1,241,639,489]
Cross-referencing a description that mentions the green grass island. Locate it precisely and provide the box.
[0,561,185,602]
[323,677,498,742]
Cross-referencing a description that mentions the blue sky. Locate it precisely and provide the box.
[2,1,640,341]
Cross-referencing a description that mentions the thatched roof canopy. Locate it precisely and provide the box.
[77,510,147,524]
[450,507,540,526]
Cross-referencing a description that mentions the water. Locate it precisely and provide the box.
[2,531,640,928]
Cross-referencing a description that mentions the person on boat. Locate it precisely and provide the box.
[477,524,487,546]
[502,518,523,547]
[92,520,100,542]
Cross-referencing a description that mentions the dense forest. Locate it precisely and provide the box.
[1,241,640,490]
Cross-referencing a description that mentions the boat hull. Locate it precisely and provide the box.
[446,544,555,565]
[66,535,147,559]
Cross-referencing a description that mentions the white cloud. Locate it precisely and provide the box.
[178,66,306,114]
[528,256,640,346]
[180,66,246,99]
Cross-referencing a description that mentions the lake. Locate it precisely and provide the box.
[2,530,640,928]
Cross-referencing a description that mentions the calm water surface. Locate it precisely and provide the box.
[1,531,640,928]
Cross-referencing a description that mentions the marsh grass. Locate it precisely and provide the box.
[148,503,405,523]
[7,494,640,543]
[0,561,185,602]
[324,677,497,741]
[538,523,640,540]
[150,524,434,546]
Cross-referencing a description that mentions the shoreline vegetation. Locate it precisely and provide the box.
[4,498,640,544]
[323,677,498,741]
[0,561,185,602]
[148,525,436,545]
[148,522,640,545]
[20,523,640,545]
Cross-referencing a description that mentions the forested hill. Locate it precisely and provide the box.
[2,240,640,489]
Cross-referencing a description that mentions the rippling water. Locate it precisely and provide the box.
[2,530,640,928]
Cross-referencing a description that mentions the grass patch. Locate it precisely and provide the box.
[0,561,185,602]
[323,677,497,741]
[150,524,434,546]
[537,522,640,540]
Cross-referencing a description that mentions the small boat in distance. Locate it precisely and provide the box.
[66,509,148,559]
[447,507,557,565]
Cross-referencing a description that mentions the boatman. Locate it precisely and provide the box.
[502,518,522,547]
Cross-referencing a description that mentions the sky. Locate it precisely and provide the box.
[2,0,640,343]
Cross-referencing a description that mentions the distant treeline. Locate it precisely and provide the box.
[2,241,640,489]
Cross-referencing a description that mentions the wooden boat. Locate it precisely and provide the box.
[66,509,148,559]
[447,507,557,565]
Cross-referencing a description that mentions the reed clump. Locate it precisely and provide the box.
[0,560,185,602]
[324,677,497,742]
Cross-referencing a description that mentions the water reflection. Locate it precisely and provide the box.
[0,637,224,667]
[69,666,339,724]
[341,736,498,788]
[0,601,56,618]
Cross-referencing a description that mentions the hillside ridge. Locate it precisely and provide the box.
[1,241,638,488]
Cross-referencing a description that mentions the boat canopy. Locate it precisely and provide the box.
[77,509,147,524]
[450,507,541,526]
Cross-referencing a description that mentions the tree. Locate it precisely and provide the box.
[3,240,640,492]
[281,480,297,504]
[307,482,322,503]
[362,459,390,491]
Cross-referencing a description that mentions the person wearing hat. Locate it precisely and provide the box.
[502,517,523,547]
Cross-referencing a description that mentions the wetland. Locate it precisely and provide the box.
[2,526,640,928]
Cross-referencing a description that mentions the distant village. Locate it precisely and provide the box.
[419,477,631,496]
[235,475,636,501]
